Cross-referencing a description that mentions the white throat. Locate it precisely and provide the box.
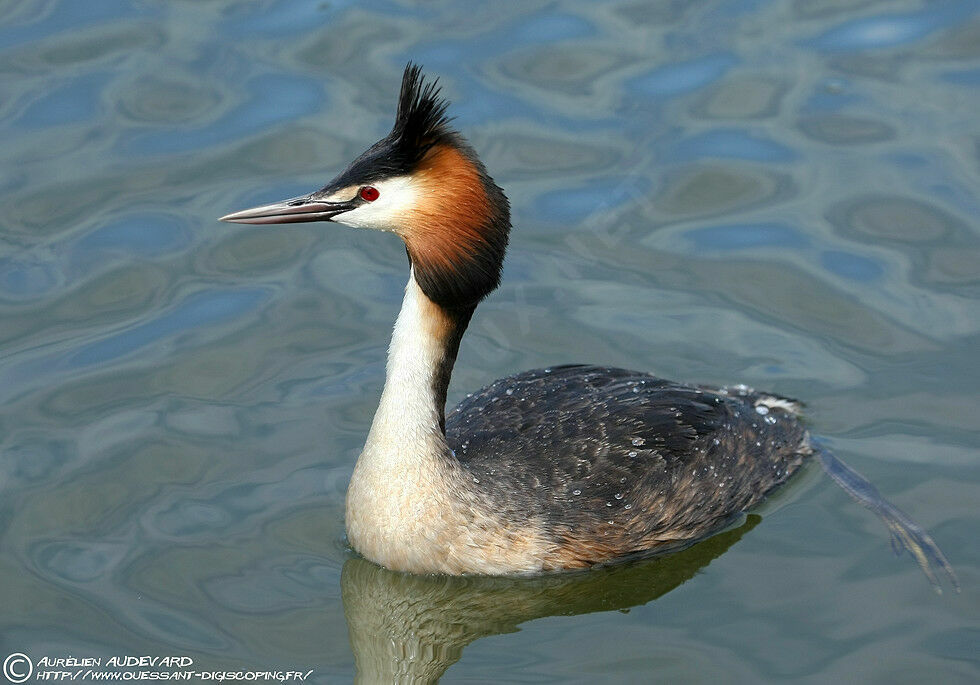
[345,271,554,575]
[365,271,446,453]
[345,272,462,571]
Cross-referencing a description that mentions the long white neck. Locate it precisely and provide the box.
[346,272,470,571]
[346,272,554,575]
[364,272,450,453]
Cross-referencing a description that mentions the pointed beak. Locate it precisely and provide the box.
[219,195,356,225]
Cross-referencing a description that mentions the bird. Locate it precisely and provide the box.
[221,63,957,591]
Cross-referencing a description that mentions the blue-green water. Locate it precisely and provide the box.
[2,1,978,682]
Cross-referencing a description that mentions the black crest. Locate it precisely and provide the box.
[314,63,457,192]
[392,63,455,163]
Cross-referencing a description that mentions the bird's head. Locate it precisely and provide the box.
[221,63,510,308]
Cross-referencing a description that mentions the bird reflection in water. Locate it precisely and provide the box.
[341,515,760,683]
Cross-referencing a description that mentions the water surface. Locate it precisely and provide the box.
[1,1,978,682]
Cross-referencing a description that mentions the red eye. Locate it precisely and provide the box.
[359,186,380,202]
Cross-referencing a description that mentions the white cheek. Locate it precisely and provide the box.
[334,176,419,232]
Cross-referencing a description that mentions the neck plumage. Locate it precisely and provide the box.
[345,271,477,573]
[366,271,473,451]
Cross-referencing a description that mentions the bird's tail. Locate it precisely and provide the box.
[816,446,959,594]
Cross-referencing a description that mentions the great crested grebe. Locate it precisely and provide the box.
[222,64,957,590]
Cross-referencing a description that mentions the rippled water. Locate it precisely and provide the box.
[2,1,978,682]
